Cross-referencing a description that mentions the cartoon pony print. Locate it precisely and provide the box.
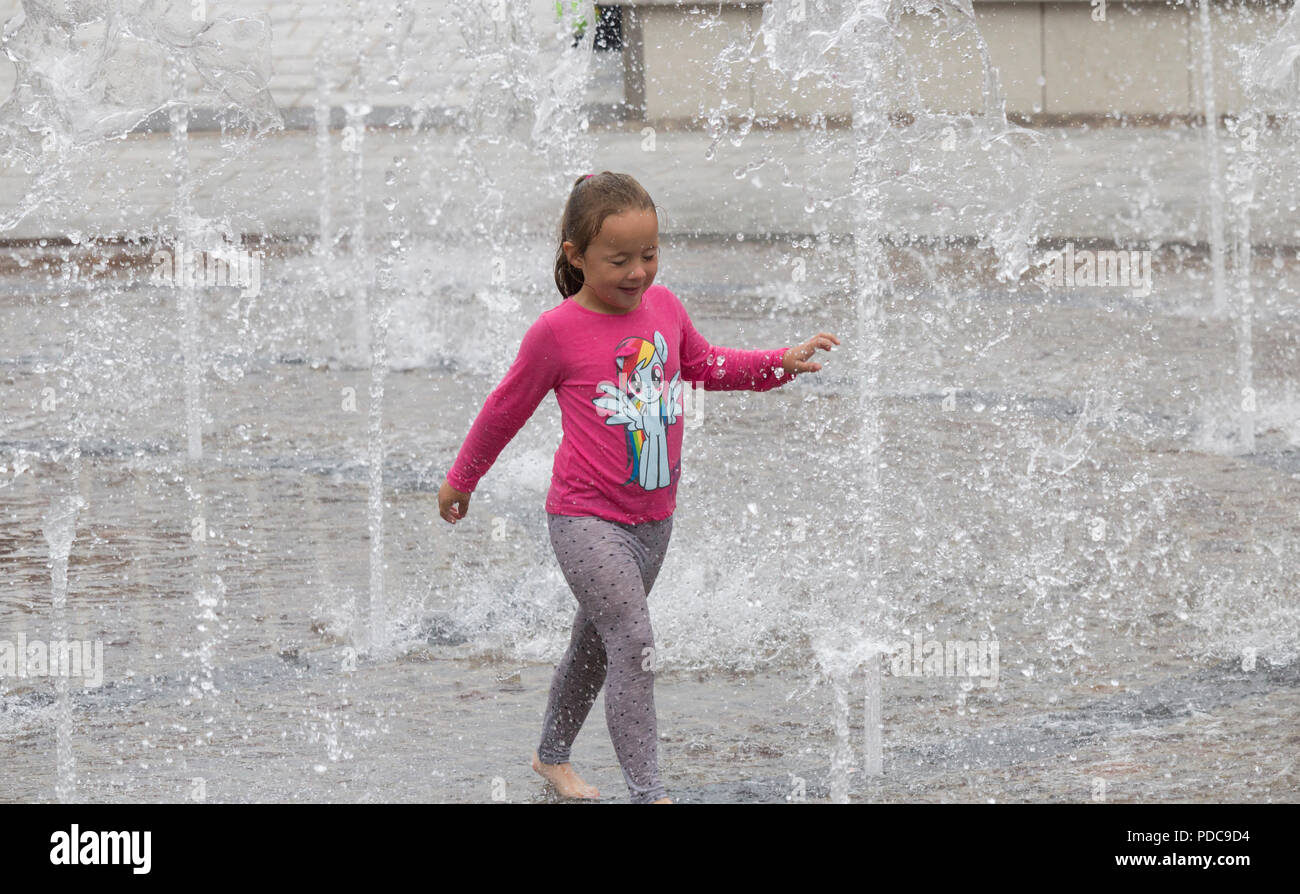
[593,331,684,492]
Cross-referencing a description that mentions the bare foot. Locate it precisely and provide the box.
[652,797,672,804]
[532,751,600,799]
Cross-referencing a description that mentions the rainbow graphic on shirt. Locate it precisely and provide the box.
[593,330,684,492]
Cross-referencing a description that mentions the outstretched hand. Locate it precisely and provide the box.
[439,479,471,525]
[782,332,841,375]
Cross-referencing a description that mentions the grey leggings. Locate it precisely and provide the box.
[538,512,675,803]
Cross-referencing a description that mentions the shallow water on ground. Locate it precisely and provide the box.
[2,239,1298,802]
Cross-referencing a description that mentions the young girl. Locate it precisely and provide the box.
[438,171,839,804]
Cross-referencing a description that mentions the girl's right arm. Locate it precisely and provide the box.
[441,315,564,521]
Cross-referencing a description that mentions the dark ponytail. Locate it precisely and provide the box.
[554,171,658,301]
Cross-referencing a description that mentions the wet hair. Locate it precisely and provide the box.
[554,171,658,301]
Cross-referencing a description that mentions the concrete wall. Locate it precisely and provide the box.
[610,0,1296,123]
[0,0,1289,127]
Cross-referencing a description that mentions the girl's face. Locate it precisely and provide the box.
[564,208,658,314]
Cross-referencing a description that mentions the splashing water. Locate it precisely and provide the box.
[2,0,1299,804]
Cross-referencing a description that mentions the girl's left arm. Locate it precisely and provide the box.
[677,297,836,392]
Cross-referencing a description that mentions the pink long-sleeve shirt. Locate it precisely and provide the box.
[445,284,797,524]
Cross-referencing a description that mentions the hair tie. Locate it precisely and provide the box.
[583,174,593,181]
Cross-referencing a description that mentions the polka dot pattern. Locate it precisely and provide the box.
[537,512,674,804]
